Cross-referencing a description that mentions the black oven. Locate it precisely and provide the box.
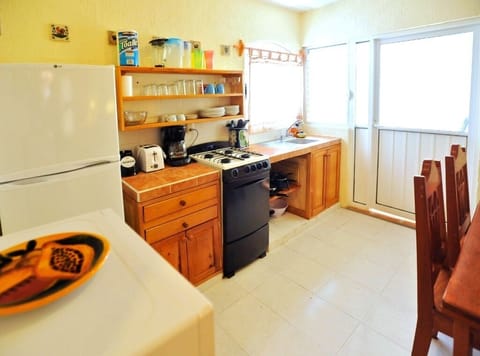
[222,165,270,277]
[188,142,271,278]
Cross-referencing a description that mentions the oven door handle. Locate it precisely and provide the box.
[230,177,269,190]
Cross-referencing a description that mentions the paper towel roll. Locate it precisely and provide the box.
[122,75,133,96]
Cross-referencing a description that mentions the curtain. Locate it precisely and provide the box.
[246,49,303,133]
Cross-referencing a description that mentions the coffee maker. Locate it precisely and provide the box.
[162,125,191,166]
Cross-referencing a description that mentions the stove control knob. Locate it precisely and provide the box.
[262,161,269,169]
[251,164,257,171]
[256,162,262,170]
[244,165,251,174]
[231,169,239,178]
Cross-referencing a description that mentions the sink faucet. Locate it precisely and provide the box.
[285,121,299,138]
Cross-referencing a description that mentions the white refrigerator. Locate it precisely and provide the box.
[0,63,124,235]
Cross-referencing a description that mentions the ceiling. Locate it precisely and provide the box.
[259,0,338,12]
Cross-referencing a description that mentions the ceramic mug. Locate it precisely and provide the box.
[166,114,177,122]
[215,83,225,94]
[177,113,186,121]
[204,83,215,94]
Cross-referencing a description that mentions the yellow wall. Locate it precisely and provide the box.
[0,0,300,68]
[301,0,480,46]
[4,0,480,209]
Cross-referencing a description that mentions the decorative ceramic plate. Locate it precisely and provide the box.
[0,232,109,316]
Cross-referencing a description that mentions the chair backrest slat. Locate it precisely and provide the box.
[445,144,470,269]
[414,160,448,310]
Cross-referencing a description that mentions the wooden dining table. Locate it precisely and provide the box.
[443,203,480,356]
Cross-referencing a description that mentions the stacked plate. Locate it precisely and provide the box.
[199,106,225,118]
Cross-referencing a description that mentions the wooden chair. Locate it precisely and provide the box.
[412,159,479,355]
[412,160,452,355]
[445,144,471,269]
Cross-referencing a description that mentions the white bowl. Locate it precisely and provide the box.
[225,105,240,115]
[270,198,288,217]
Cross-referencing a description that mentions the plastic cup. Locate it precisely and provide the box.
[193,49,203,69]
[204,50,214,69]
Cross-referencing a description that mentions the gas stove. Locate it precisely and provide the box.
[188,142,270,182]
[190,147,266,169]
[188,142,270,278]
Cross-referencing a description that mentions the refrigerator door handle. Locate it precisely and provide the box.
[1,159,117,185]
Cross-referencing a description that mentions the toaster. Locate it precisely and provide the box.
[135,144,165,172]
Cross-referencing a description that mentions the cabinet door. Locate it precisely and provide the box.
[324,144,340,208]
[310,144,341,216]
[311,148,327,215]
[185,219,222,285]
[150,232,188,278]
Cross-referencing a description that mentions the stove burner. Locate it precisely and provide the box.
[189,145,269,171]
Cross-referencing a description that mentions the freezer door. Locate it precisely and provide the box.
[0,162,124,235]
[0,64,120,183]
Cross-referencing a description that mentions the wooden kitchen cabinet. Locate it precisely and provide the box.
[271,156,308,217]
[270,142,341,219]
[122,166,222,285]
[151,231,188,276]
[150,219,221,284]
[310,143,341,216]
[115,66,244,131]
[185,219,221,284]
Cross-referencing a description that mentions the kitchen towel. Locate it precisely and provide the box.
[122,75,133,96]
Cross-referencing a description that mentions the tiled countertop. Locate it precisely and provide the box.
[250,136,341,163]
[122,163,219,203]
[122,136,340,203]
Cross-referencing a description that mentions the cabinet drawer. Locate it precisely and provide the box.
[143,184,217,223]
[145,205,218,243]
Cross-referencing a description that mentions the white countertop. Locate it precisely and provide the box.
[0,209,214,356]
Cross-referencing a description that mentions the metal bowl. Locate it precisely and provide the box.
[124,111,147,126]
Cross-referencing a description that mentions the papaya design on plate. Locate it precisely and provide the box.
[0,232,109,316]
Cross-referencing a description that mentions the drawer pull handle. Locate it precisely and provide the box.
[182,222,189,229]
[179,200,187,206]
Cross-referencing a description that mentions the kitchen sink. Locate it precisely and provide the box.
[261,138,319,147]
[283,138,318,144]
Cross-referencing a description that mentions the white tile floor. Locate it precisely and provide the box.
[198,206,475,355]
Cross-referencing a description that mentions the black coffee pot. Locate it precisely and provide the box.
[162,126,191,166]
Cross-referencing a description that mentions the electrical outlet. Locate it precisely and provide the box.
[108,31,117,45]
[220,45,231,56]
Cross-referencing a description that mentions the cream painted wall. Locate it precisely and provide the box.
[301,0,480,46]
[301,0,480,208]
[0,0,300,67]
